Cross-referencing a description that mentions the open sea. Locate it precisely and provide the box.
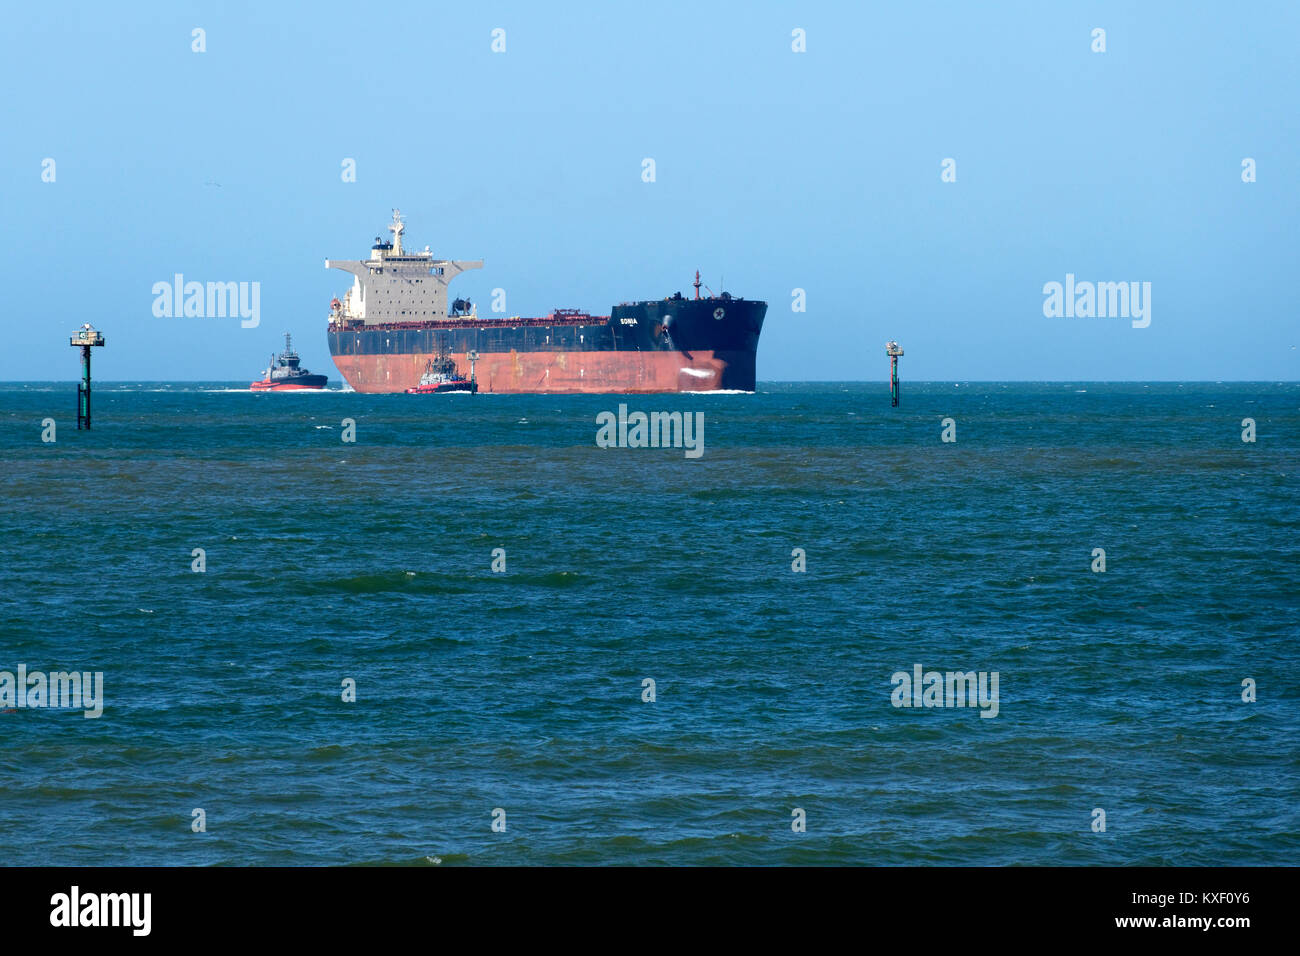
[0,382,1296,866]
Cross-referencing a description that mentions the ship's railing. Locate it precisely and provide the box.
[330,312,610,332]
[614,296,750,305]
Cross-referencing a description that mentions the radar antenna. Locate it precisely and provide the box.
[388,209,405,255]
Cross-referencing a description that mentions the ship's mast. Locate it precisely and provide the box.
[389,209,405,256]
[693,270,701,300]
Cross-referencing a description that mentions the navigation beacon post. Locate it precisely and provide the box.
[70,323,105,429]
[885,340,903,407]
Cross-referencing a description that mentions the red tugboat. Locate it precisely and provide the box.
[404,345,477,394]
[250,333,328,391]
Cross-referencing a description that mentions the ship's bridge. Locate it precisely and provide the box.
[326,210,482,325]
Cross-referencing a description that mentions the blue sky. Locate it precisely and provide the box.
[3,1,1297,381]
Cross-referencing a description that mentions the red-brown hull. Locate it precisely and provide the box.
[333,350,730,394]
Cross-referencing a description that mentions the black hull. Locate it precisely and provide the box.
[252,373,328,390]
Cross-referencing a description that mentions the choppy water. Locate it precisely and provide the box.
[1,382,1296,865]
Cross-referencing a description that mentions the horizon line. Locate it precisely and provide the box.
[3,379,1298,386]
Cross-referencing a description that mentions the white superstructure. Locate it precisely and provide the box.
[326,210,483,326]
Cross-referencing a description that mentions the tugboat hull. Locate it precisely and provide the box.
[405,381,478,394]
[250,375,328,391]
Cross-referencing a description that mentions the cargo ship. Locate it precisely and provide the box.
[325,211,765,394]
[251,333,328,391]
